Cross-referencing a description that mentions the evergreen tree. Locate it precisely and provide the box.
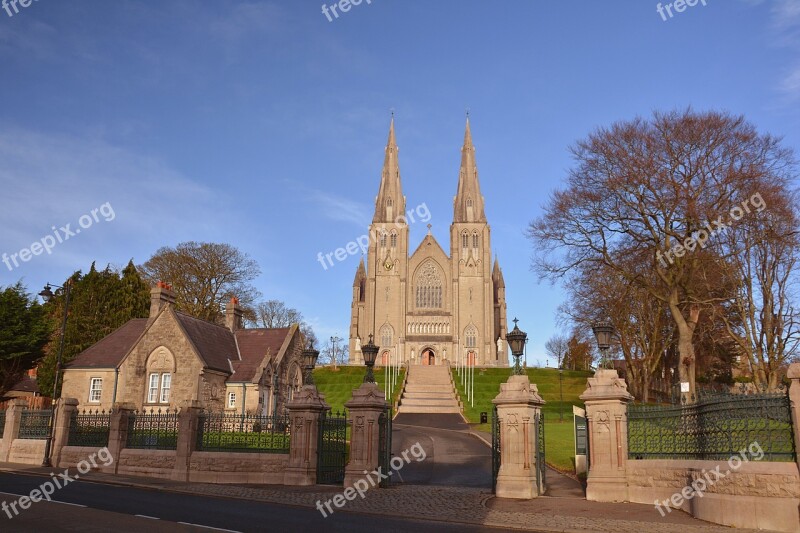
[0,283,50,397]
[37,261,150,397]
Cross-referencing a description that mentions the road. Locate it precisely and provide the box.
[0,471,513,532]
[392,413,492,488]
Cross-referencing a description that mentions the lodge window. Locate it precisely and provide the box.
[89,378,102,403]
[228,392,236,409]
[147,372,171,404]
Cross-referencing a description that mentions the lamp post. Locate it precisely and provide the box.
[592,321,615,370]
[558,367,564,422]
[330,335,341,370]
[507,318,527,376]
[302,341,320,386]
[361,334,379,384]
[38,280,72,468]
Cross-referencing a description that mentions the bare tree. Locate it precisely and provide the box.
[254,300,317,347]
[139,242,261,322]
[529,109,795,400]
[545,334,569,369]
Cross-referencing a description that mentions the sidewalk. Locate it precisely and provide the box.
[0,462,774,532]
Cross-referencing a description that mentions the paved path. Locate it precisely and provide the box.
[392,413,491,487]
[0,463,777,532]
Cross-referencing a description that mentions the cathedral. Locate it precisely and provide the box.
[349,118,509,368]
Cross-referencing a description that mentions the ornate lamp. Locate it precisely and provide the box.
[361,334,379,383]
[592,321,615,370]
[302,341,320,386]
[506,318,527,376]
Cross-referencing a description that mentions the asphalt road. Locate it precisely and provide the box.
[0,472,512,532]
[392,413,492,488]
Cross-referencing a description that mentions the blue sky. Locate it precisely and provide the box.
[0,0,798,366]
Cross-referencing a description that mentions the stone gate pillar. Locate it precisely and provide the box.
[283,385,329,486]
[51,398,79,468]
[492,374,546,499]
[787,363,800,475]
[580,369,633,502]
[344,382,388,487]
[104,402,136,474]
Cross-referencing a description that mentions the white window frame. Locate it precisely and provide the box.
[159,373,171,403]
[228,391,236,409]
[88,378,103,403]
[148,373,160,403]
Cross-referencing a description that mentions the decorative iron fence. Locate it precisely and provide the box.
[628,392,795,461]
[18,409,52,439]
[317,410,348,485]
[377,407,392,488]
[0,409,6,438]
[196,412,290,453]
[68,409,111,447]
[536,411,546,494]
[126,409,179,450]
[491,405,500,493]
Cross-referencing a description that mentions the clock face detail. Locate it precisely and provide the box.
[384,259,393,270]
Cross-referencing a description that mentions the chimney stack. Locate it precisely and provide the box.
[225,297,243,331]
[149,281,176,323]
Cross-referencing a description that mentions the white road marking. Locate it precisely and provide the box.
[50,501,86,508]
[135,514,161,520]
[178,522,242,533]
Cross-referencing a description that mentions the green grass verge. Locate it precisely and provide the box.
[453,367,591,471]
[313,366,405,414]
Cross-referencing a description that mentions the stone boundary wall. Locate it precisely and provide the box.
[7,438,46,465]
[627,459,800,532]
[188,451,288,484]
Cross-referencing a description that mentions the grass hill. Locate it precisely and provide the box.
[453,367,592,472]
[313,366,405,414]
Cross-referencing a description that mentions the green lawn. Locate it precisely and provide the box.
[313,366,405,414]
[453,367,591,471]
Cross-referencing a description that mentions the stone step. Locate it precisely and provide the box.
[402,392,454,399]
[397,405,462,414]
[404,384,453,391]
[400,399,460,408]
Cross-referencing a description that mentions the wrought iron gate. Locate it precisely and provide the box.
[491,406,500,493]
[535,411,546,495]
[317,410,348,485]
[378,407,392,488]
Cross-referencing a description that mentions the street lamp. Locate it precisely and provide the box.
[330,335,341,370]
[558,367,564,422]
[38,280,72,468]
[507,318,527,376]
[361,334,379,384]
[302,341,320,386]
[592,321,615,370]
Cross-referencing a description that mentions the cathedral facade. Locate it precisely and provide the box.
[349,119,508,367]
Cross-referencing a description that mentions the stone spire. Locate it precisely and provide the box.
[373,117,405,223]
[453,117,486,223]
[353,258,366,287]
[492,256,505,288]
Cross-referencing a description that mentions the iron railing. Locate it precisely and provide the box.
[491,406,500,493]
[126,408,179,450]
[196,412,290,453]
[68,409,110,447]
[317,410,348,485]
[18,409,52,439]
[628,392,795,461]
[0,409,6,438]
[377,407,392,487]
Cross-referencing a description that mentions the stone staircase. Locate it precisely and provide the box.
[397,365,461,414]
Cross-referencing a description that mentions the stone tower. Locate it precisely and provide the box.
[349,118,508,367]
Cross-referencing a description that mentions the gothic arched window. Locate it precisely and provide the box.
[461,231,469,250]
[466,198,473,208]
[391,231,397,248]
[415,261,443,309]
[380,324,393,348]
[379,230,387,248]
[465,326,477,348]
[472,231,479,249]
[387,198,393,207]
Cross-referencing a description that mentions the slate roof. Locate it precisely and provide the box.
[68,318,148,368]
[66,312,294,382]
[230,328,292,383]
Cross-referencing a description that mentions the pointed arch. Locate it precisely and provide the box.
[414,260,443,309]
[380,323,394,348]
[464,324,478,349]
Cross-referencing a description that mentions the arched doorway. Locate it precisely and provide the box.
[421,348,435,366]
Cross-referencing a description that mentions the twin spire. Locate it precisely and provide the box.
[372,116,486,224]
